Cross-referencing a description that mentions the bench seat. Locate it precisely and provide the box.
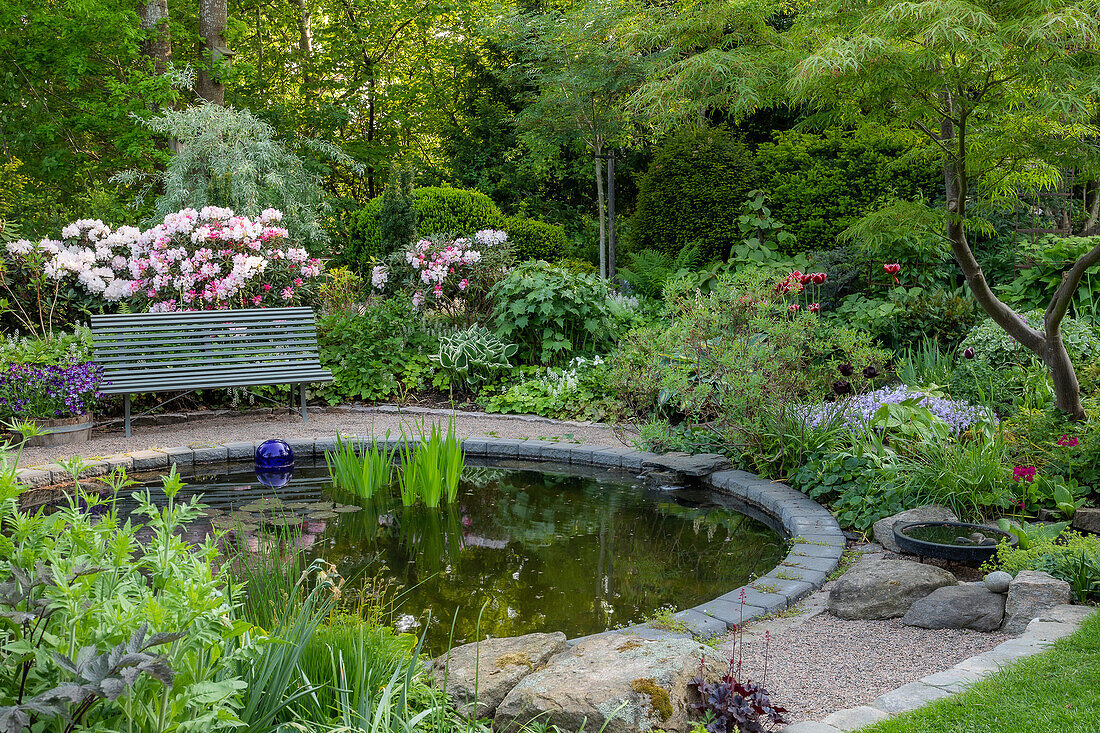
[91,307,333,436]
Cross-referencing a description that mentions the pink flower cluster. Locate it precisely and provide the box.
[372,230,508,310]
[1013,465,1037,483]
[1058,434,1079,448]
[6,208,322,311]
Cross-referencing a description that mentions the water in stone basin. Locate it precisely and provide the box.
[118,458,784,651]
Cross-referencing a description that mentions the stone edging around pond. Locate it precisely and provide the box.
[15,437,844,640]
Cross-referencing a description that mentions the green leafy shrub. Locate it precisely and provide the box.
[629,126,755,262]
[346,187,505,270]
[505,215,568,261]
[618,244,704,299]
[754,126,940,251]
[491,262,622,364]
[479,356,625,421]
[790,449,903,532]
[0,470,252,731]
[430,324,518,393]
[998,234,1100,322]
[609,269,890,464]
[1001,400,1100,492]
[0,328,92,365]
[316,298,449,402]
[829,286,981,349]
[988,531,1100,602]
[950,310,1100,405]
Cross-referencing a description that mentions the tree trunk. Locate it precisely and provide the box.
[138,0,172,76]
[595,147,606,279]
[296,0,313,85]
[197,0,230,104]
[1082,180,1100,235]
[607,153,616,280]
[939,104,1088,419]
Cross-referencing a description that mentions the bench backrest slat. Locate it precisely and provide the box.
[90,308,328,376]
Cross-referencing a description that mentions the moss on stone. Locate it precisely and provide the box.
[617,639,644,653]
[495,652,534,670]
[630,678,672,721]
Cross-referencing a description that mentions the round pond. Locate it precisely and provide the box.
[122,459,785,650]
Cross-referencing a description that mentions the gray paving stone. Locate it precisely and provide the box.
[754,575,814,600]
[692,598,767,626]
[713,588,790,614]
[104,454,134,471]
[539,444,575,463]
[163,446,194,467]
[954,652,1015,674]
[616,450,650,471]
[770,564,829,587]
[671,609,728,638]
[568,448,598,466]
[791,532,847,548]
[587,449,626,468]
[484,439,524,458]
[871,681,952,713]
[223,441,255,461]
[284,438,315,456]
[313,436,338,454]
[1037,604,1096,625]
[514,440,545,460]
[460,438,490,456]
[787,543,846,560]
[781,555,840,572]
[822,706,890,731]
[918,668,987,692]
[130,450,168,471]
[1021,619,1081,643]
[79,461,109,478]
[15,469,53,488]
[780,723,842,733]
[192,445,228,463]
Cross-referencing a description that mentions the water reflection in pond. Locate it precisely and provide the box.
[123,460,785,650]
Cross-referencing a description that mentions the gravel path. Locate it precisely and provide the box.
[715,593,1010,722]
[15,406,629,468]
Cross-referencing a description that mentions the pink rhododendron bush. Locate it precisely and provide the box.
[370,229,512,324]
[1,207,322,332]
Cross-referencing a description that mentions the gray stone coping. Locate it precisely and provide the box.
[16,437,844,641]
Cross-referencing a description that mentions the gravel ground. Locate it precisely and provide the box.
[715,593,1011,722]
[15,406,629,468]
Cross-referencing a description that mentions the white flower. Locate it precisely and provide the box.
[475,229,508,247]
[371,265,389,290]
[5,239,33,256]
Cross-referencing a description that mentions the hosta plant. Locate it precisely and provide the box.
[430,325,517,393]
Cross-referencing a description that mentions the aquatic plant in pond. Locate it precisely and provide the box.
[0,361,104,419]
[799,385,990,435]
[326,434,393,499]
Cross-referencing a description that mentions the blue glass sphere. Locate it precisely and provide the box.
[255,439,294,470]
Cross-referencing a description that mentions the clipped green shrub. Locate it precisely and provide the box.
[629,126,755,262]
[754,126,940,251]
[346,187,505,270]
[505,215,568,261]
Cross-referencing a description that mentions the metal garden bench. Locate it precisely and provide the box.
[91,307,333,437]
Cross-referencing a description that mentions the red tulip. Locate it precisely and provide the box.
[789,303,801,312]
[809,302,820,313]
[811,272,828,284]
[883,263,901,275]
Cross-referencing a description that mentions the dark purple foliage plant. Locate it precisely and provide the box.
[688,592,788,733]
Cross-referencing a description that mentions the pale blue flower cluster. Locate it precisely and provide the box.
[800,385,991,434]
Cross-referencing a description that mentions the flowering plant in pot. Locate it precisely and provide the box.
[0,361,105,446]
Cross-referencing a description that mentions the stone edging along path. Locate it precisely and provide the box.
[16,437,844,640]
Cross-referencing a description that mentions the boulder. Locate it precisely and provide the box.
[873,505,958,554]
[1002,571,1074,634]
[640,452,732,478]
[984,571,1012,594]
[432,632,568,719]
[901,584,1006,632]
[494,634,724,733]
[1072,507,1100,535]
[827,557,957,620]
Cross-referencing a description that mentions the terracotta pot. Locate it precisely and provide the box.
[16,414,94,447]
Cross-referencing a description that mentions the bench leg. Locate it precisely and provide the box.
[300,383,308,423]
[124,394,131,438]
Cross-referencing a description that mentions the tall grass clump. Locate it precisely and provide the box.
[326,434,394,498]
[397,420,465,507]
[898,337,957,389]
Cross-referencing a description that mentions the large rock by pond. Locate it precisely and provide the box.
[828,558,958,620]
[901,584,1006,632]
[1002,571,1074,635]
[432,632,568,719]
[493,634,724,733]
[873,505,958,554]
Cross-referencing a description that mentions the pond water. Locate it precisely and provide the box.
[121,459,785,650]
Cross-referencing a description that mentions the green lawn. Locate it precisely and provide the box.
[860,611,1100,733]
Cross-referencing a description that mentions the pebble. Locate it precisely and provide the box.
[984,571,1012,593]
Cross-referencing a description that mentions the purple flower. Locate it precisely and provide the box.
[0,361,104,420]
[800,385,992,435]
